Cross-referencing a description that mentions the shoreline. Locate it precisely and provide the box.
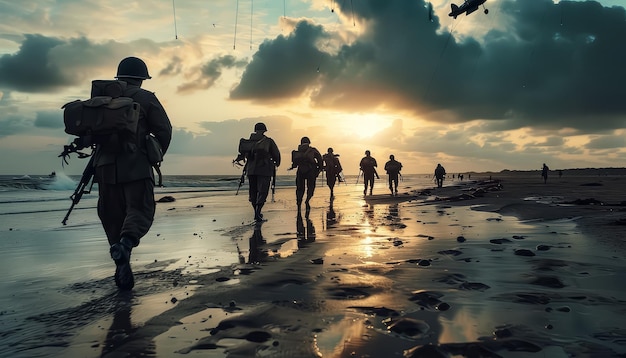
[2,172,626,357]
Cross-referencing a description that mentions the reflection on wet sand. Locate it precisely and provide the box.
[297,211,316,246]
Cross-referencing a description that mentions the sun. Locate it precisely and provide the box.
[338,113,391,138]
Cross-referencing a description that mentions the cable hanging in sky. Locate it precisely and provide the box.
[172,0,178,39]
[234,0,239,49]
[250,0,254,50]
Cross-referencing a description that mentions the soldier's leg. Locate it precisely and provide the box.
[120,178,155,247]
[97,182,126,247]
[296,174,305,207]
[255,176,271,221]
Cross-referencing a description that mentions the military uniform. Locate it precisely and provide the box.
[292,137,323,213]
[360,151,378,195]
[93,57,172,290]
[244,123,281,221]
[94,81,172,248]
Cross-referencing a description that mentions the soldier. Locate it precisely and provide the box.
[96,57,172,290]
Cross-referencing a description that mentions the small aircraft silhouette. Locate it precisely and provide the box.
[448,0,488,19]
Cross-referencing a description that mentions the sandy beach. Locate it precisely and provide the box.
[1,170,626,357]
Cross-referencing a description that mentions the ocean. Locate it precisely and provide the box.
[0,172,442,217]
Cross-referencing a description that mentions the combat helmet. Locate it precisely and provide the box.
[116,57,152,80]
[254,122,267,132]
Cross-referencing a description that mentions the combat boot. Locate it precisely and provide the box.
[254,204,266,222]
[110,237,134,290]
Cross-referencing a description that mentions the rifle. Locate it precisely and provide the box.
[62,155,96,225]
[355,169,362,185]
[235,159,247,195]
[271,164,277,202]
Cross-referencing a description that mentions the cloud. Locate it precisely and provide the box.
[230,20,329,101]
[229,0,626,132]
[529,136,566,147]
[0,34,164,93]
[159,56,183,76]
[35,110,63,129]
[0,34,69,92]
[586,134,626,149]
[0,115,32,137]
[177,55,248,93]
[168,115,294,157]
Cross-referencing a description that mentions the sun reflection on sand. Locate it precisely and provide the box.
[359,236,375,259]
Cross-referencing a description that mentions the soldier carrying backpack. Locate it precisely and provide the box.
[290,136,323,217]
[62,57,172,291]
[233,122,281,222]
[322,147,343,198]
[384,154,403,196]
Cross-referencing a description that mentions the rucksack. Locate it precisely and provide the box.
[238,137,271,161]
[61,80,165,186]
[62,80,140,138]
[386,161,402,174]
[291,145,316,167]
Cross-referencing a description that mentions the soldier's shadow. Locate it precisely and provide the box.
[297,211,316,247]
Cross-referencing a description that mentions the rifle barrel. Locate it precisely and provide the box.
[62,155,95,225]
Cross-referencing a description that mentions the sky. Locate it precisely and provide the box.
[0,0,625,176]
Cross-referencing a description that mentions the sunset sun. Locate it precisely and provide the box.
[339,113,391,138]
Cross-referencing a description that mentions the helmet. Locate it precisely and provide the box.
[116,57,152,79]
[365,150,371,155]
[327,147,334,153]
[254,122,267,132]
[301,136,311,144]
[390,154,395,160]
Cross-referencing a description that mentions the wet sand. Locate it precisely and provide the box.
[2,171,626,357]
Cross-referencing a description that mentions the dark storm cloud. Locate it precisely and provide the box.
[0,34,160,93]
[230,0,626,132]
[178,55,248,93]
[0,34,70,92]
[230,20,329,100]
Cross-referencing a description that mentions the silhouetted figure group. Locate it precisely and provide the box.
[233,130,461,223]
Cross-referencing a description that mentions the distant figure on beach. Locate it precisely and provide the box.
[558,169,563,178]
[541,163,549,184]
[359,150,378,195]
[434,163,446,188]
[290,137,323,217]
[235,122,281,222]
[95,57,172,290]
[322,147,343,198]
[384,154,403,196]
